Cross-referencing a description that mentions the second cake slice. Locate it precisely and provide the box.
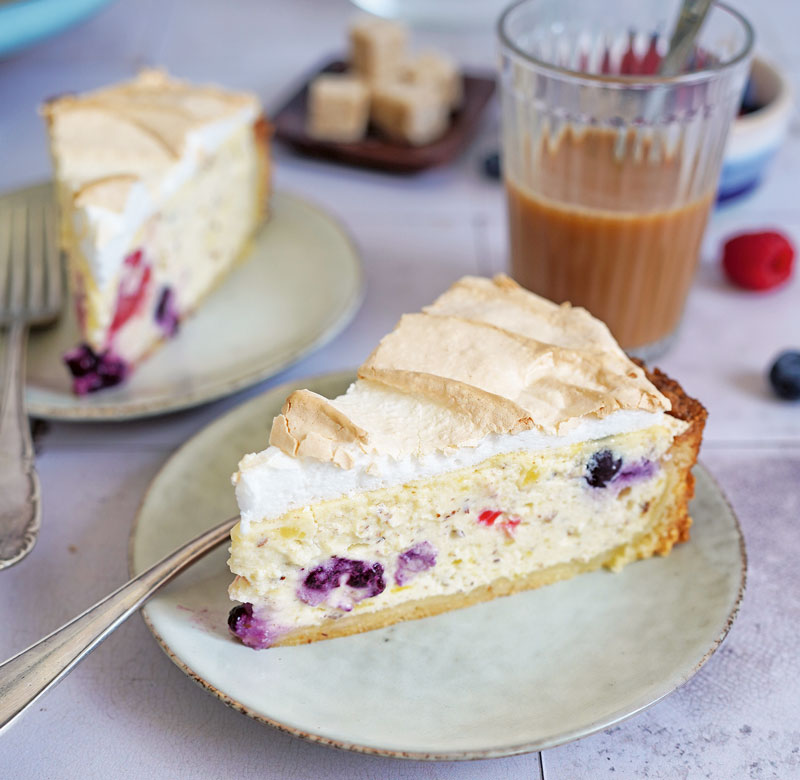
[42,69,271,394]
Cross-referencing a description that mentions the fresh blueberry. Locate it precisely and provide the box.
[482,151,501,180]
[585,449,622,488]
[769,350,800,400]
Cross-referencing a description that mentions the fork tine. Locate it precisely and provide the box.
[0,207,11,314]
[10,205,27,316]
[27,199,45,314]
[0,191,63,325]
[43,200,63,314]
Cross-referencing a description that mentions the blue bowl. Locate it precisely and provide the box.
[0,0,116,58]
[718,57,793,202]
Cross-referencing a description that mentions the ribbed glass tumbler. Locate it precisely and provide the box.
[498,0,753,356]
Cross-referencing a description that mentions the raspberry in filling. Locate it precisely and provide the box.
[477,509,502,526]
[110,248,152,336]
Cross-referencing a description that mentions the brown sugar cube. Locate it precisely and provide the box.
[307,74,370,142]
[402,50,463,109]
[349,16,408,83]
[370,82,449,146]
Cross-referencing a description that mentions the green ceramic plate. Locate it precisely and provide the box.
[130,371,746,760]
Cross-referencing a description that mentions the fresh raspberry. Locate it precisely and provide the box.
[722,231,795,291]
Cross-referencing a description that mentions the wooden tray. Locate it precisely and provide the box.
[273,59,496,174]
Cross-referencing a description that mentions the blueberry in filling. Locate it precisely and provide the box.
[395,542,437,586]
[298,556,386,607]
[227,602,285,649]
[63,343,128,395]
[154,286,180,337]
[615,459,658,485]
[228,602,255,635]
[585,449,622,488]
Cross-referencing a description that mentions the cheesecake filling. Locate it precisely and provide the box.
[229,423,680,648]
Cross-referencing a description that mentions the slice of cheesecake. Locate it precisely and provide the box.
[227,275,705,649]
[42,69,270,394]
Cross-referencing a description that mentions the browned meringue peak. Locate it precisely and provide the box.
[42,68,260,205]
[74,175,139,212]
[269,275,673,465]
[270,390,369,469]
[424,275,626,354]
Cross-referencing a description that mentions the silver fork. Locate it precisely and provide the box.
[0,515,238,732]
[0,191,62,569]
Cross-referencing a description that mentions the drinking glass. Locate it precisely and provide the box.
[498,0,753,356]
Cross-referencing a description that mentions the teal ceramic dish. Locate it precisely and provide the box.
[719,57,793,202]
[0,0,115,58]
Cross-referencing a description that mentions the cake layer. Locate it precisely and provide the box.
[231,425,673,633]
[228,368,705,649]
[236,405,684,532]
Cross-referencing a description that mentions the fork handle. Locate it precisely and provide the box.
[0,320,40,569]
[0,515,238,733]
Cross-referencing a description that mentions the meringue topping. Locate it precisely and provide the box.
[269,275,672,466]
[42,68,260,203]
[42,69,262,292]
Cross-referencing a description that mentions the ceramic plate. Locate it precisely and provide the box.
[12,184,363,420]
[130,372,746,760]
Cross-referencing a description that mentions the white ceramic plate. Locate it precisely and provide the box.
[12,184,363,420]
[130,372,746,760]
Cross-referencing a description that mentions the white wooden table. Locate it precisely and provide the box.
[1,1,799,777]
